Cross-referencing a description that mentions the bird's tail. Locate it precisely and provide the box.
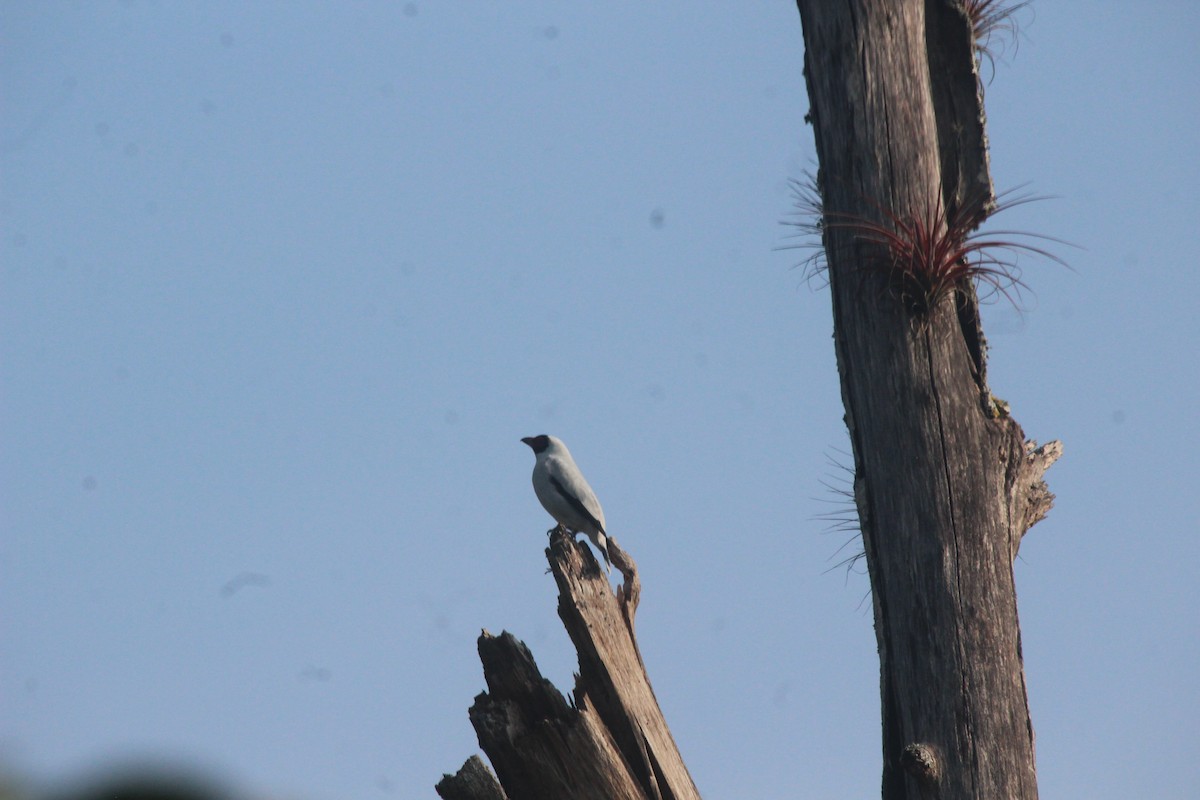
[594,531,612,573]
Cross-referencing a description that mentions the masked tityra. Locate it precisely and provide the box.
[521,435,612,571]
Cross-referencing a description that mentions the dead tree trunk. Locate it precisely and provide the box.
[438,532,700,800]
[794,1,1060,798]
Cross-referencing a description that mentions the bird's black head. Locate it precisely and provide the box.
[521,435,551,454]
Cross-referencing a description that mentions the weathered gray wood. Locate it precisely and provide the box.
[444,532,699,800]
[925,0,995,222]
[550,533,699,800]
[468,630,642,800]
[794,1,1057,798]
[436,755,508,800]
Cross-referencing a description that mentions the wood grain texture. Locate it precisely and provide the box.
[443,532,699,800]
[795,1,1057,797]
[436,756,508,800]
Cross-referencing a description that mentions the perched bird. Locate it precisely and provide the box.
[521,435,611,571]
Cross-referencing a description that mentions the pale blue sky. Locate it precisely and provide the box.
[2,2,1198,798]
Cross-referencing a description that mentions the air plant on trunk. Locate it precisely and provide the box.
[783,171,831,289]
[963,0,1030,74]
[830,190,1068,318]
[784,178,1069,319]
[815,448,865,580]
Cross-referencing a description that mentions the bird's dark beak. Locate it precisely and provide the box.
[522,434,549,453]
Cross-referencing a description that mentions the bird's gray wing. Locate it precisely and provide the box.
[548,472,606,533]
